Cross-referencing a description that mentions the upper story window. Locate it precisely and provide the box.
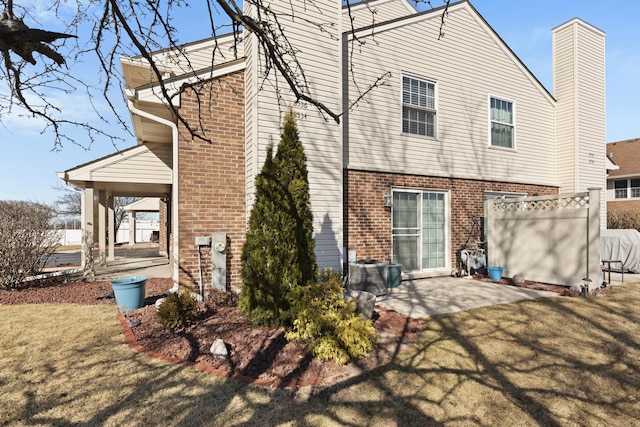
[402,75,436,137]
[615,179,640,199]
[490,96,514,148]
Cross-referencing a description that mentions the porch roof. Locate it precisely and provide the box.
[123,197,161,212]
[56,142,172,198]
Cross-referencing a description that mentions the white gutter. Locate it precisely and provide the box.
[126,96,180,291]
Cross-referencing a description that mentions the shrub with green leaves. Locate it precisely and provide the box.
[285,270,376,364]
[156,291,200,331]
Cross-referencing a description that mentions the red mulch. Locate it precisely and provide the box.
[0,277,425,388]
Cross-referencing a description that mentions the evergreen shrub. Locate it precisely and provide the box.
[156,291,200,331]
[239,110,317,326]
[285,269,376,364]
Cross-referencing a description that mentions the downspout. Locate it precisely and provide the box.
[126,97,180,291]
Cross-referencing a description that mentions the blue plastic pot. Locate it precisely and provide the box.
[487,266,503,281]
[110,276,147,311]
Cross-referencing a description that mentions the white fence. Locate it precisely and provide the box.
[55,220,160,246]
[486,189,601,290]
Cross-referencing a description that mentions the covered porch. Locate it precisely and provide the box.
[57,142,173,280]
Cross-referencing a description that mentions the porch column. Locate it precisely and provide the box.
[129,210,137,246]
[81,184,95,279]
[98,189,107,266]
[108,194,115,261]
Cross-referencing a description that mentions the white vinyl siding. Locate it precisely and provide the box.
[245,0,343,270]
[490,96,514,148]
[552,18,606,227]
[343,0,416,25]
[344,3,557,187]
[153,36,243,76]
[552,24,577,192]
[91,143,172,183]
[402,75,436,137]
[64,143,172,184]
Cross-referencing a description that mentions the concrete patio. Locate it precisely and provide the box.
[376,271,630,319]
[376,276,558,319]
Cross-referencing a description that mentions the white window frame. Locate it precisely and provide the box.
[489,95,516,149]
[614,178,640,199]
[401,74,437,138]
[391,188,450,274]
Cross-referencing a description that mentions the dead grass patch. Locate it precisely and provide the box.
[1,285,639,426]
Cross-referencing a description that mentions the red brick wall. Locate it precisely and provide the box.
[176,71,245,292]
[159,199,169,256]
[344,169,557,269]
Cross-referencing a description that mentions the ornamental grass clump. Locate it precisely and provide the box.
[156,291,200,331]
[285,270,376,364]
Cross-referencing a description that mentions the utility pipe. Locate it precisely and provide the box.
[126,97,180,292]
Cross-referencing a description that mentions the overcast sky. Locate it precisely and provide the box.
[1,0,638,205]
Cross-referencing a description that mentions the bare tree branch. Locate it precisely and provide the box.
[0,0,451,148]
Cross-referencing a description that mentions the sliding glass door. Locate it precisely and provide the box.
[392,190,447,272]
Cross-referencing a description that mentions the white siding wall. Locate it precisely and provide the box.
[91,143,172,184]
[244,2,257,214]
[245,1,343,270]
[156,36,243,75]
[343,0,415,27]
[553,24,577,192]
[345,4,557,187]
[553,19,606,227]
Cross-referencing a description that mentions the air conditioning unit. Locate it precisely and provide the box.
[348,261,402,296]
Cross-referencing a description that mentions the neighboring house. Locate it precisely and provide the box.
[58,0,606,291]
[606,138,640,213]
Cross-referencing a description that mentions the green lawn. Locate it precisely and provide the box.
[1,284,638,426]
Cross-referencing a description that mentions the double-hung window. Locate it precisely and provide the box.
[490,96,514,148]
[402,75,436,137]
[614,179,640,199]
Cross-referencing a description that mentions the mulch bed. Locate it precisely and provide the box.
[0,277,425,388]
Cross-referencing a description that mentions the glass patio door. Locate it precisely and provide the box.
[392,190,447,272]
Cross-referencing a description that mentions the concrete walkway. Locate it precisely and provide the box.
[376,276,559,319]
[42,253,172,282]
[92,256,172,281]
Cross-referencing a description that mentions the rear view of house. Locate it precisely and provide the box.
[58,0,606,292]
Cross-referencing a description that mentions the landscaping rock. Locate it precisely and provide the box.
[210,338,228,359]
[513,273,526,285]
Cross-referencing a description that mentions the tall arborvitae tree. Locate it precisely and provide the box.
[240,110,317,326]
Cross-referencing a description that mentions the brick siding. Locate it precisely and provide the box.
[176,71,246,293]
[159,200,169,256]
[344,169,558,269]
